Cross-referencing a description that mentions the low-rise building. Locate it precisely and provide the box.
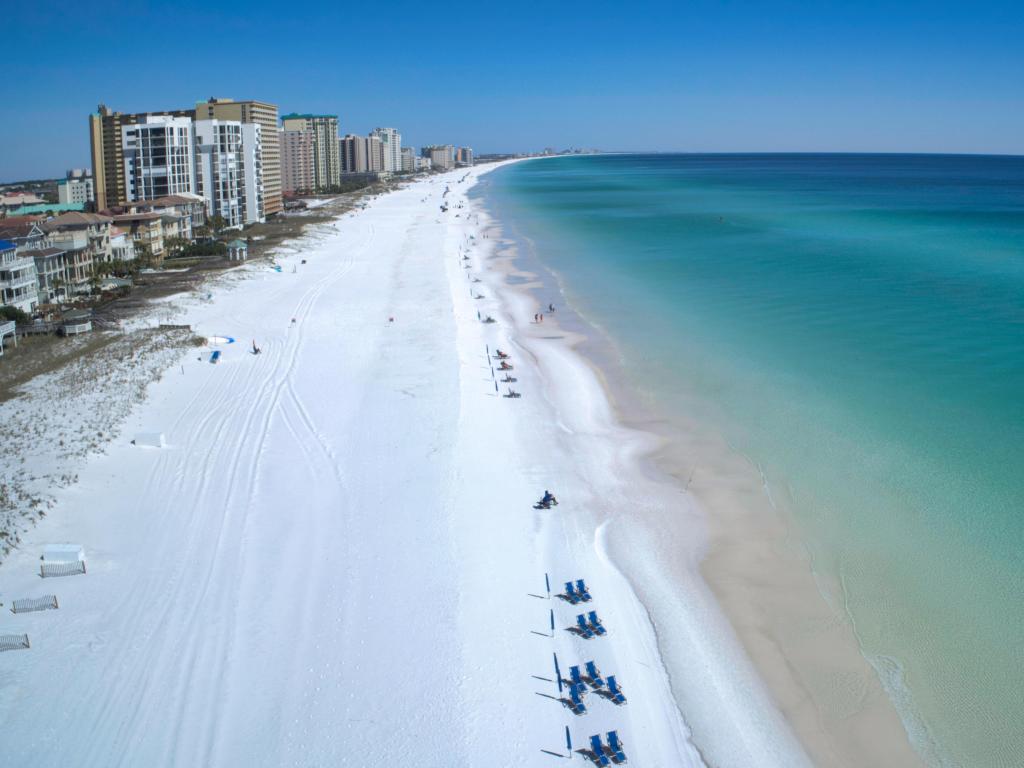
[57,170,95,205]
[42,212,112,293]
[0,239,40,313]
[23,247,68,303]
[109,227,137,263]
[1,192,46,212]
[0,217,47,252]
[112,194,205,241]
[111,212,164,262]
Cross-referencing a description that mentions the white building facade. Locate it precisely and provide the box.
[240,123,265,225]
[58,170,95,205]
[122,116,196,201]
[193,119,264,229]
[0,239,39,313]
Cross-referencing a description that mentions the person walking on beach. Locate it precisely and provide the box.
[540,314,544,323]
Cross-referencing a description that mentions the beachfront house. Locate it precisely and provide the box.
[0,238,40,314]
[109,228,137,263]
[42,212,112,293]
[112,194,206,242]
[23,247,69,303]
[111,212,164,263]
[0,217,47,251]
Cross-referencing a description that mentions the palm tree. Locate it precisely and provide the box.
[208,215,227,236]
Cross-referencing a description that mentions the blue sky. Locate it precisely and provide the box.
[2,0,1022,180]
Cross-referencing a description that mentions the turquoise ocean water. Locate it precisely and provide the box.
[484,154,1024,767]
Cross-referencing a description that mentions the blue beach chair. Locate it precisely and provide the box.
[568,683,588,716]
[576,614,595,639]
[570,665,586,688]
[576,578,592,601]
[590,734,610,766]
[587,611,607,636]
[564,581,581,604]
[607,675,627,705]
[585,660,605,688]
[607,731,627,763]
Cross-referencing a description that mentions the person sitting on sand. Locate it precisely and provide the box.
[542,490,557,506]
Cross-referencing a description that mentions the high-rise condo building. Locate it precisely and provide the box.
[422,145,455,171]
[339,134,367,175]
[121,116,197,201]
[370,128,401,173]
[195,98,282,216]
[280,130,315,194]
[280,114,340,190]
[339,134,384,174]
[366,135,384,172]
[90,104,194,210]
[193,120,264,229]
[456,147,474,166]
[400,146,416,173]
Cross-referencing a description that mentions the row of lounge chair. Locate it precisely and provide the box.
[562,579,592,604]
[552,574,626,762]
[573,611,607,639]
[565,663,628,715]
[589,730,628,765]
[569,663,627,704]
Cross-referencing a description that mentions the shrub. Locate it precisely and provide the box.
[0,305,29,324]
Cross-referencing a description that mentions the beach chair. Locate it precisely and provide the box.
[575,614,595,639]
[607,731,627,763]
[585,660,605,688]
[587,611,607,636]
[575,578,593,601]
[568,683,588,716]
[590,735,611,766]
[564,581,581,603]
[570,665,586,688]
[607,675,627,705]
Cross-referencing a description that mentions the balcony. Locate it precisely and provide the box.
[2,273,38,291]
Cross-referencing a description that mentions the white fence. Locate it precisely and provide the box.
[40,561,86,578]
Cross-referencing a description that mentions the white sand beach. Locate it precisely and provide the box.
[0,162,813,767]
